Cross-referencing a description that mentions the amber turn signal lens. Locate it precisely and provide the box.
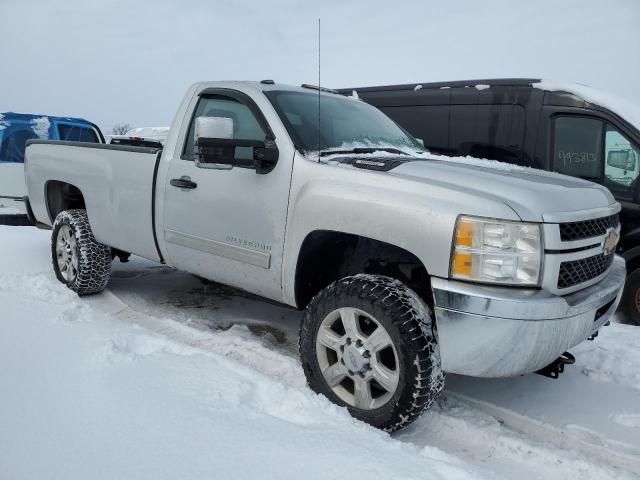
[455,219,474,248]
[450,216,542,285]
[452,252,473,277]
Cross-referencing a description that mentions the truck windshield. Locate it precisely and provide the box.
[265,90,424,155]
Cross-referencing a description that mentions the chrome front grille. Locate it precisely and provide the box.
[542,207,621,295]
[559,214,619,242]
[557,253,615,289]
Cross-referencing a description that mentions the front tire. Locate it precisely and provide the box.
[621,268,640,326]
[299,274,444,432]
[51,209,112,295]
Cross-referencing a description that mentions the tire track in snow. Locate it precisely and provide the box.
[443,393,640,477]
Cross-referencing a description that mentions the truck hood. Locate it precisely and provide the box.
[389,157,616,222]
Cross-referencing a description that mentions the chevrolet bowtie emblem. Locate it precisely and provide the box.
[603,228,619,255]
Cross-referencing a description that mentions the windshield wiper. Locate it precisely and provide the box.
[319,147,411,157]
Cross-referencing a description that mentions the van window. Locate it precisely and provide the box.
[183,95,266,160]
[449,105,526,165]
[57,124,99,143]
[604,124,640,200]
[382,105,449,154]
[553,116,603,179]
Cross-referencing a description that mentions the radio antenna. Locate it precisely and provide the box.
[317,18,321,156]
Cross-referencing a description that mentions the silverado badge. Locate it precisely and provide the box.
[603,229,619,255]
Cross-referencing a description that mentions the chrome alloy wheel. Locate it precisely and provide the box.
[316,307,399,410]
[56,224,79,283]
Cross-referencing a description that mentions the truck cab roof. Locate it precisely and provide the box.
[190,80,344,97]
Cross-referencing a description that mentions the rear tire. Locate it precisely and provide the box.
[621,268,640,326]
[299,274,444,432]
[51,209,112,295]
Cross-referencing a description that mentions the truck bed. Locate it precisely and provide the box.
[25,141,162,262]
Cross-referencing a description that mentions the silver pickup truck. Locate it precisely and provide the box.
[25,81,625,431]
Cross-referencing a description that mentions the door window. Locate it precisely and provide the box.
[604,124,640,199]
[553,116,603,179]
[57,124,99,143]
[183,95,266,161]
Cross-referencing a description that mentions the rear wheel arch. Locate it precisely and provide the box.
[293,230,433,309]
[45,180,86,223]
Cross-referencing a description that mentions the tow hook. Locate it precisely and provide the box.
[587,331,599,341]
[535,352,576,379]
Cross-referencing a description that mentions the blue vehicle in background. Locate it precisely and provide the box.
[0,112,103,216]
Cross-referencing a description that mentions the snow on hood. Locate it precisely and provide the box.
[533,80,640,132]
[390,154,615,222]
[431,153,532,172]
[310,144,614,221]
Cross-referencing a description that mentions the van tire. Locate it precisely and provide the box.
[51,209,112,295]
[299,274,444,432]
[621,269,640,326]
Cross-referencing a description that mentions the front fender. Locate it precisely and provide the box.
[281,157,519,306]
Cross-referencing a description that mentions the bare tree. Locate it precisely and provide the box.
[111,123,131,135]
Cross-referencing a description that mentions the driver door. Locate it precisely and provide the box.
[162,90,294,302]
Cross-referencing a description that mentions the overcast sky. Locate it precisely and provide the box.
[1,0,638,133]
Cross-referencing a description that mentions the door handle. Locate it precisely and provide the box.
[170,176,197,189]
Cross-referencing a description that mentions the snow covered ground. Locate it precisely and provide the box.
[1,225,639,479]
[0,202,25,215]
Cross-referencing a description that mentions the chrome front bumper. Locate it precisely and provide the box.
[432,255,625,377]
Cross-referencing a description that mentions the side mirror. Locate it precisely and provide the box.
[194,116,278,174]
[628,150,637,171]
[607,149,636,171]
[195,116,233,141]
[253,137,279,174]
[194,116,235,170]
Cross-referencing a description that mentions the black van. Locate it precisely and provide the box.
[337,79,640,324]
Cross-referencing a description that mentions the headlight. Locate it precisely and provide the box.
[450,216,542,286]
